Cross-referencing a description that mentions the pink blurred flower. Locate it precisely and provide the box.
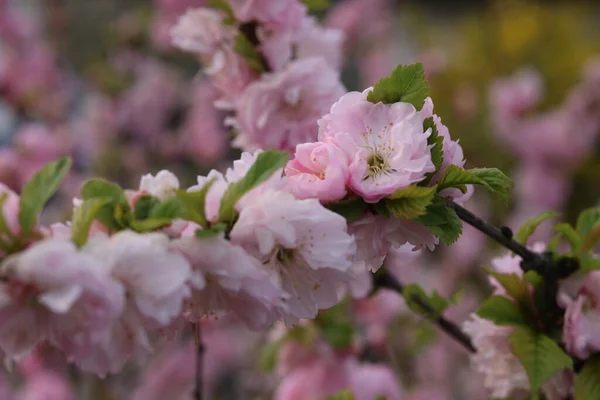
[284,141,348,203]
[230,190,356,325]
[227,0,306,31]
[17,372,74,400]
[0,182,21,238]
[234,58,345,152]
[318,89,434,202]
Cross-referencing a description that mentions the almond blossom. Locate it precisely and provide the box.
[139,170,180,200]
[230,190,356,325]
[318,89,435,202]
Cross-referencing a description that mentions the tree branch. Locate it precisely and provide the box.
[193,323,205,400]
[374,269,476,354]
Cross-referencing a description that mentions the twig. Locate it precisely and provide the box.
[374,269,476,353]
[193,323,205,400]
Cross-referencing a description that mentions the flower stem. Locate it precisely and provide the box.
[374,269,476,353]
[193,323,205,400]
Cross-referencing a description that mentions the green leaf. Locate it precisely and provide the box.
[402,283,449,319]
[129,218,173,232]
[476,296,527,326]
[149,197,186,220]
[320,319,355,350]
[436,166,513,205]
[415,199,462,245]
[549,223,581,252]
[574,355,600,400]
[258,339,284,372]
[579,255,600,273]
[524,271,543,287]
[176,179,216,228]
[218,150,288,222]
[301,0,330,12]
[576,206,600,238]
[325,198,368,223]
[580,221,600,254]
[366,63,429,109]
[326,390,355,400]
[71,198,112,247]
[134,195,160,220]
[483,268,532,312]
[194,223,228,238]
[420,117,444,186]
[81,179,129,230]
[207,0,235,24]
[18,157,72,236]
[234,33,265,73]
[509,327,573,394]
[382,185,437,219]
[514,211,559,245]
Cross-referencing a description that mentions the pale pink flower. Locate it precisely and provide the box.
[170,8,235,74]
[230,190,355,325]
[318,89,434,202]
[17,372,74,400]
[0,182,20,237]
[346,360,403,400]
[462,315,530,398]
[227,0,306,31]
[274,357,350,400]
[490,67,544,119]
[284,141,348,203]
[188,169,228,224]
[295,17,344,70]
[169,235,285,330]
[139,170,180,200]
[211,49,258,110]
[233,58,345,152]
[0,239,124,361]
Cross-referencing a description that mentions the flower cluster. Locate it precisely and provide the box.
[170,0,346,152]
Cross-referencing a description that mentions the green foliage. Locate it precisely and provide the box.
[301,0,330,12]
[420,117,444,185]
[194,223,228,238]
[483,268,532,317]
[436,166,513,205]
[326,198,368,222]
[576,206,600,238]
[176,179,216,228]
[402,283,456,319]
[71,198,111,247]
[476,295,527,326]
[134,196,160,220]
[81,179,130,230]
[367,63,429,109]
[19,157,72,237]
[381,185,438,219]
[508,327,573,394]
[326,390,355,400]
[548,223,581,253]
[415,198,462,245]
[258,339,284,372]
[207,0,235,24]
[574,355,600,400]
[234,33,265,73]
[514,211,559,245]
[218,150,288,223]
[316,303,355,350]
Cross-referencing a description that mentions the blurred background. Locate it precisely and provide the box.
[1,0,600,398]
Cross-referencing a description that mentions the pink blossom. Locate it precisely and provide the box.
[490,67,544,120]
[139,170,180,200]
[227,0,306,31]
[211,49,258,110]
[318,89,434,202]
[233,58,345,152]
[0,239,124,361]
[346,360,403,400]
[169,235,285,330]
[0,182,20,237]
[17,372,74,400]
[274,357,350,400]
[353,289,404,347]
[170,8,235,74]
[188,169,228,224]
[284,141,348,203]
[230,190,355,325]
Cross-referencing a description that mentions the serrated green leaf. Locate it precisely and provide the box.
[574,355,600,400]
[134,195,160,220]
[71,198,111,247]
[508,327,573,394]
[402,283,449,319]
[326,198,368,223]
[436,165,513,205]
[19,157,72,237]
[366,63,428,109]
[234,32,265,73]
[577,207,600,238]
[129,218,173,232]
[549,223,581,253]
[514,211,559,245]
[415,199,462,245]
[219,150,288,223]
[477,296,527,326]
[301,0,330,12]
[420,117,444,186]
[382,185,437,219]
[81,179,129,230]
[195,223,228,238]
[177,178,216,228]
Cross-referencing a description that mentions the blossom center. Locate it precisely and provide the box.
[364,151,393,181]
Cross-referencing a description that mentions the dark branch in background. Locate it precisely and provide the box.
[374,269,476,354]
[193,323,205,400]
